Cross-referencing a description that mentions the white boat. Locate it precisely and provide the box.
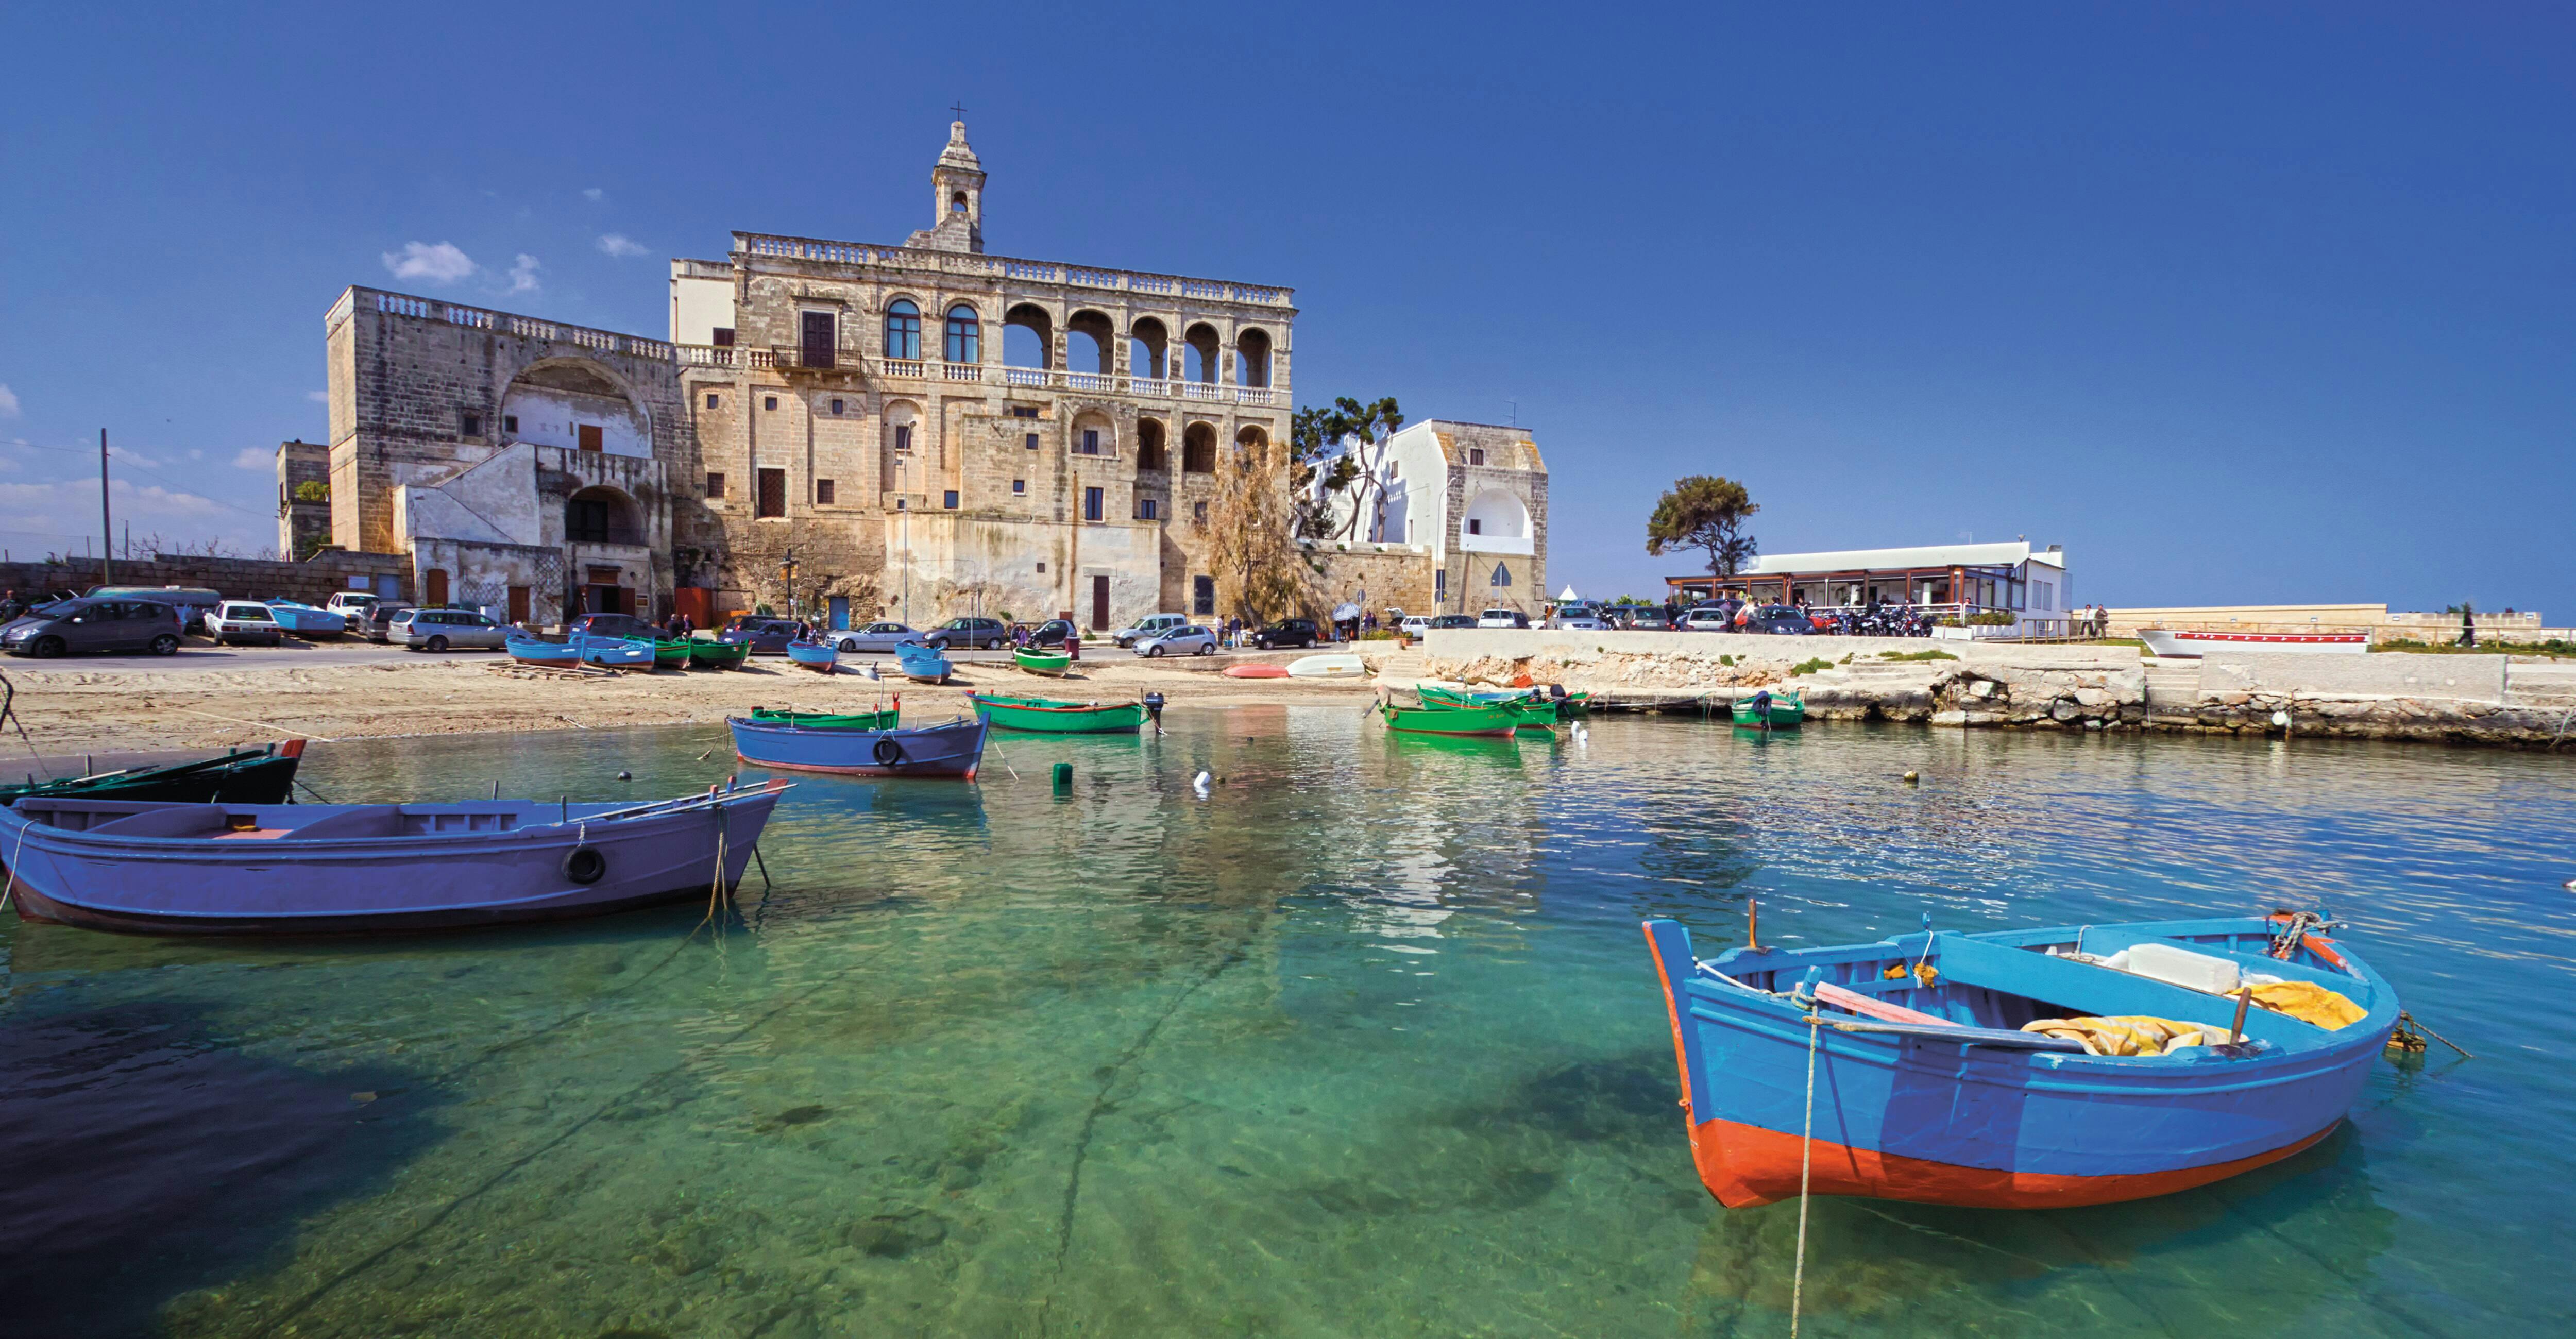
[2138,628,2369,658]
[1285,653,1367,679]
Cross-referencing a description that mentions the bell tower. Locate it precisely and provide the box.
[908,118,986,254]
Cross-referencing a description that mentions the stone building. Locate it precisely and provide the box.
[274,439,331,558]
[299,118,1295,630]
[1314,419,1549,617]
[666,120,1296,630]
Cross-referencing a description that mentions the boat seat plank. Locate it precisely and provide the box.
[2064,929,2376,1009]
[81,805,233,838]
[275,806,409,840]
[1933,935,2320,1049]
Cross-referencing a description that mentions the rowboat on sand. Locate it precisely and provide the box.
[1,779,790,935]
[1286,653,1366,679]
[687,639,751,670]
[1642,911,2395,1210]
[1223,663,1290,679]
[969,693,1144,733]
[652,638,693,670]
[786,640,841,674]
[895,642,952,684]
[1013,647,1073,676]
[729,715,988,779]
[505,633,583,668]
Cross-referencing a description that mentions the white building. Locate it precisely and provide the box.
[1323,419,1550,614]
[1667,540,2073,629]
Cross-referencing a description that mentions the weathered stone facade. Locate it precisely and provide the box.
[274,439,330,558]
[667,121,1296,629]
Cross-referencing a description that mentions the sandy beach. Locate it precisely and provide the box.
[0,645,1377,758]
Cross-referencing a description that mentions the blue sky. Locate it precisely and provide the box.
[5,3,2569,614]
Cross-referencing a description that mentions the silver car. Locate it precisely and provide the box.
[396,607,508,651]
[832,621,926,653]
[1133,624,1217,656]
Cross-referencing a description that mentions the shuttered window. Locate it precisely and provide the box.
[756,469,786,518]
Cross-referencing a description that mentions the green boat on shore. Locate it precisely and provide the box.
[1013,648,1073,676]
[750,706,901,731]
[687,640,751,670]
[1730,690,1805,729]
[969,692,1144,733]
[1380,702,1519,738]
[651,638,693,669]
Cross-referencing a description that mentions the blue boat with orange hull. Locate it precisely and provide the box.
[786,640,841,674]
[1642,913,2397,1210]
[728,715,988,778]
[0,779,789,936]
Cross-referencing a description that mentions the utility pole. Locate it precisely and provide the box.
[99,429,113,586]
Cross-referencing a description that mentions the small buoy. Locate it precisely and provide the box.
[1193,769,1212,796]
[616,770,632,782]
[1902,771,1920,784]
[1051,761,1073,792]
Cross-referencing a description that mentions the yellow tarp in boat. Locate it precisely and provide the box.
[2020,1016,2218,1057]
[2249,980,2367,1030]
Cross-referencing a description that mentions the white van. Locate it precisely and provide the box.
[1112,613,1190,648]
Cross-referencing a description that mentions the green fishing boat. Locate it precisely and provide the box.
[687,639,751,670]
[1380,702,1519,738]
[1417,686,1558,732]
[1558,691,1592,717]
[969,692,1144,733]
[652,638,692,669]
[1013,647,1073,676]
[750,706,901,731]
[1730,690,1805,728]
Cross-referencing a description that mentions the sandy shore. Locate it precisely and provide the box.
[1,646,1376,756]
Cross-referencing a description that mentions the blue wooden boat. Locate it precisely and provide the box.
[578,634,655,669]
[263,599,348,637]
[895,641,952,684]
[1642,913,2397,1209]
[728,715,988,778]
[506,633,583,667]
[786,639,841,674]
[0,779,789,935]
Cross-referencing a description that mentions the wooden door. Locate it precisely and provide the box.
[1091,575,1111,630]
[801,311,836,369]
[507,586,530,624]
[425,568,448,607]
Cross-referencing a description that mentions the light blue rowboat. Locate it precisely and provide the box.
[728,715,988,778]
[263,600,349,636]
[578,634,655,669]
[895,641,952,684]
[0,779,790,935]
[786,640,841,673]
[1642,912,2397,1210]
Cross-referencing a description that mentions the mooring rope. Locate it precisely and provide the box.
[1792,1009,1820,1337]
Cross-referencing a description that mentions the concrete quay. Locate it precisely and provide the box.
[1395,629,2576,750]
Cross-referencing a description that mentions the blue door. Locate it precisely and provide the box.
[828,597,850,631]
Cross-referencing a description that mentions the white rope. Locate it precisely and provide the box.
[1791,1012,1819,1337]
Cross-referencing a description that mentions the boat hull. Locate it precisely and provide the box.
[1382,703,1517,737]
[1013,650,1072,676]
[787,642,841,673]
[2139,629,2369,658]
[1730,699,1805,728]
[749,707,901,731]
[1642,917,2394,1210]
[688,640,751,669]
[896,647,952,683]
[0,744,301,807]
[1286,654,1365,679]
[1,787,784,936]
[969,693,1144,733]
[730,716,987,778]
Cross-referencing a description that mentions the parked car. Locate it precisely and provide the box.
[86,585,221,631]
[832,621,926,654]
[1134,624,1217,656]
[1678,606,1735,632]
[1398,615,1433,637]
[1475,608,1530,629]
[1249,618,1320,650]
[1620,607,1673,630]
[205,601,285,647]
[3,597,185,658]
[324,591,384,618]
[1428,613,1477,630]
[567,613,661,641]
[1746,605,1817,635]
[923,617,1011,650]
[1548,603,1608,630]
[361,603,417,643]
[721,619,804,654]
[1026,619,1079,649]
[395,607,509,652]
[1112,613,1190,648]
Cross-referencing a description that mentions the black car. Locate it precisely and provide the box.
[1427,613,1477,630]
[924,617,1011,650]
[567,613,662,640]
[1025,619,1078,649]
[1250,618,1321,650]
[1745,605,1815,635]
[2,597,185,658]
[721,618,804,654]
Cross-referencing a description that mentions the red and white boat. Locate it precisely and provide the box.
[2138,629,2369,658]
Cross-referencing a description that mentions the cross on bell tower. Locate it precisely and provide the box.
[908,114,987,254]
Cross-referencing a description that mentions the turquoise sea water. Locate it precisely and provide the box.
[3,710,2571,1337]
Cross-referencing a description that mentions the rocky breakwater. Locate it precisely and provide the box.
[2153,651,2576,748]
[1410,629,2147,730]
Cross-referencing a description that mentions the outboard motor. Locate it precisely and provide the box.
[1143,690,1166,734]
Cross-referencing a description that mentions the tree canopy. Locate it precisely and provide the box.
[1290,396,1404,540]
[1645,476,1760,588]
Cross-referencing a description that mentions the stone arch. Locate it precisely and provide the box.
[1233,425,1269,464]
[1462,487,1529,539]
[1181,421,1217,473]
[1236,328,1273,388]
[1129,318,1170,382]
[1066,309,1115,378]
[501,357,651,456]
[1003,302,1054,370]
[1136,418,1169,471]
[1183,323,1222,383]
[565,485,647,545]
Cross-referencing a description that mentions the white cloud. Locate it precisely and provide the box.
[307,389,329,403]
[596,233,648,259]
[231,447,272,471]
[583,187,605,201]
[188,449,202,461]
[506,253,542,294]
[382,241,476,283]
[0,384,18,418]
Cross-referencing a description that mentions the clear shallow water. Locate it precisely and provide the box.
[3,712,2571,1337]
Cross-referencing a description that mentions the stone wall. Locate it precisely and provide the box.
[1306,545,1436,622]
[4,551,414,605]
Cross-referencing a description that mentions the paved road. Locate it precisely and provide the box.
[0,638,491,675]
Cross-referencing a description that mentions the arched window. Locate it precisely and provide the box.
[1491,563,1512,588]
[951,191,969,214]
[884,300,921,361]
[944,304,980,364]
